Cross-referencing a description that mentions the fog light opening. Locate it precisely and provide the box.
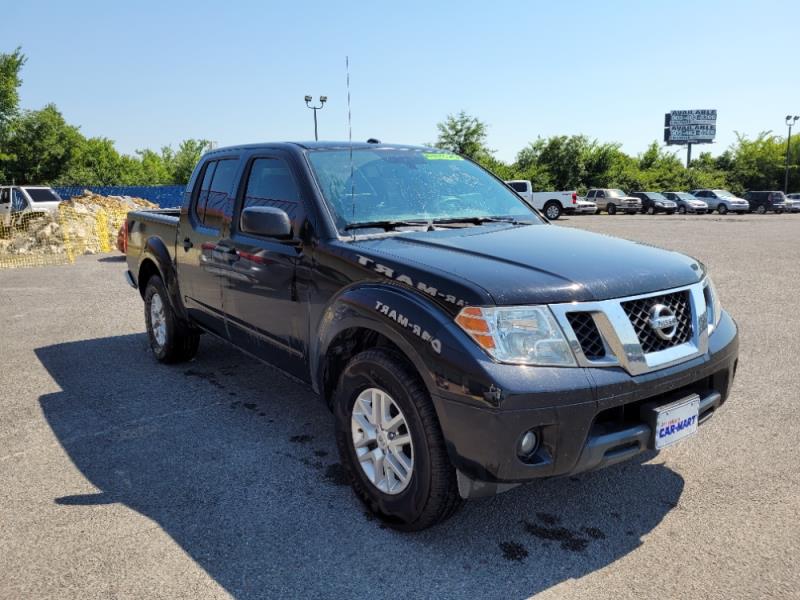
[517,429,539,460]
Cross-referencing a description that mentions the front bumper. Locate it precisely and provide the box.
[435,311,739,498]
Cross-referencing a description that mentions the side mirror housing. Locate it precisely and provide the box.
[240,206,292,239]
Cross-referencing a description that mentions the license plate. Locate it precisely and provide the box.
[653,395,700,449]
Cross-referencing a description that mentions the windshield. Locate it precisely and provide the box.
[23,187,61,203]
[646,192,668,201]
[674,192,696,200]
[306,148,540,231]
[607,189,627,198]
[713,189,736,198]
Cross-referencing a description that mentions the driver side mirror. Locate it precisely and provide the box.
[240,206,292,239]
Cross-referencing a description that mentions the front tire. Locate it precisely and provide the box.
[543,201,563,220]
[607,203,617,215]
[717,204,728,215]
[144,275,200,363]
[333,349,462,531]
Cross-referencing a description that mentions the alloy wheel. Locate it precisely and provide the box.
[351,388,414,495]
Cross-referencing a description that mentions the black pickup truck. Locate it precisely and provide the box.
[124,141,739,530]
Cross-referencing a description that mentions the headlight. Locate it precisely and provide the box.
[704,277,722,334]
[455,306,576,366]
[655,201,664,207]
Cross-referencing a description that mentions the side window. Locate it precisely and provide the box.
[0,188,9,204]
[241,157,303,236]
[509,182,527,193]
[195,161,217,224]
[596,190,605,198]
[586,190,595,199]
[11,189,27,211]
[204,159,238,230]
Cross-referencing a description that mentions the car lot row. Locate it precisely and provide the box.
[585,188,798,216]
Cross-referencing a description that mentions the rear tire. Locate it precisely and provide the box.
[607,203,617,215]
[543,201,562,220]
[756,205,766,214]
[717,204,728,215]
[144,275,200,363]
[646,206,655,215]
[333,349,462,531]
[678,206,687,214]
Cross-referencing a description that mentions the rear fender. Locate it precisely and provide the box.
[139,236,188,321]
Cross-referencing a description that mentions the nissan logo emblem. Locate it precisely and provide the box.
[649,304,678,340]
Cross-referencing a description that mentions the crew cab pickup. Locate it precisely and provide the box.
[125,142,739,531]
[0,185,62,229]
[505,180,578,220]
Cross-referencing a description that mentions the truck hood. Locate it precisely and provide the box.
[350,223,703,306]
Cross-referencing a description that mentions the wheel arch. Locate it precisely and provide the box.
[137,236,188,321]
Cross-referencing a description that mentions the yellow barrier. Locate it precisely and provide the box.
[0,204,131,270]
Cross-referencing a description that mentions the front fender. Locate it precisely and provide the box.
[312,284,500,409]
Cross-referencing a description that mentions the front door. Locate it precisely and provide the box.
[220,154,310,379]
[0,188,11,228]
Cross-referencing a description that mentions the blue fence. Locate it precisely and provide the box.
[53,185,185,208]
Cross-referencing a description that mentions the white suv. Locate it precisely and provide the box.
[0,186,62,228]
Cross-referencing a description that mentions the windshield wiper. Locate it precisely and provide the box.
[430,216,524,226]
[344,219,431,232]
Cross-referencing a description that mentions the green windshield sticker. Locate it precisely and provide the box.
[422,152,463,161]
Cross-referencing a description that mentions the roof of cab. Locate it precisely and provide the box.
[203,141,438,156]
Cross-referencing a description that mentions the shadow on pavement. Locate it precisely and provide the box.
[36,334,683,599]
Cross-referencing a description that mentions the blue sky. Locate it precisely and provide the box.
[5,0,798,162]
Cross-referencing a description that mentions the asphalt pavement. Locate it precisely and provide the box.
[1,214,798,599]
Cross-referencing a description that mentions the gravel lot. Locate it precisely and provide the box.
[1,214,798,599]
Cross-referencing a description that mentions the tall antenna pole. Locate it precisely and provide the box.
[347,56,355,223]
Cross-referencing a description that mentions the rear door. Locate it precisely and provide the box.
[220,153,310,379]
[177,156,241,335]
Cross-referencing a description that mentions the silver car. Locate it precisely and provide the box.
[785,193,800,213]
[689,189,749,214]
[586,188,641,215]
[663,192,709,214]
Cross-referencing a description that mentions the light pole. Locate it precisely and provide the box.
[305,95,327,141]
[785,115,799,193]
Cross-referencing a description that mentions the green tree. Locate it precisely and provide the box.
[0,47,27,178]
[3,104,84,184]
[163,139,212,184]
[434,111,490,159]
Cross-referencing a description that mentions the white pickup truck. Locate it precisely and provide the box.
[0,186,62,229]
[505,180,586,220]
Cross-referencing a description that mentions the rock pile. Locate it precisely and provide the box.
[0,191,157,258]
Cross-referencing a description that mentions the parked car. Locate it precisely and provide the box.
[630,191,677,215]
[572,197,597,214]
[785,193,800,212]
[743,191,787,214]
[689,189,749,215]
[0,185,62,228]
[663,192,708,214]
[505,180,578,220]
[125,141,739,530]
[586,188,641,215]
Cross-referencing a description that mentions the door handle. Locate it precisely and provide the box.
[183,237,193,251]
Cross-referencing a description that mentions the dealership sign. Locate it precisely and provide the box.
[664,109,717,144]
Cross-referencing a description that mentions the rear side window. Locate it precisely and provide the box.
[204,159,239,229]
[195,161,217,224]
[596,190,605,198]
[241,158,303,234]
[508,182,527,193]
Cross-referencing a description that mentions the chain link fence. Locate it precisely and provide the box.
[0,191,155,270]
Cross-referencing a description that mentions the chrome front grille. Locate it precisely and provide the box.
[621,290,692,353]
[566,312,605,359]
[550,282,709,376]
